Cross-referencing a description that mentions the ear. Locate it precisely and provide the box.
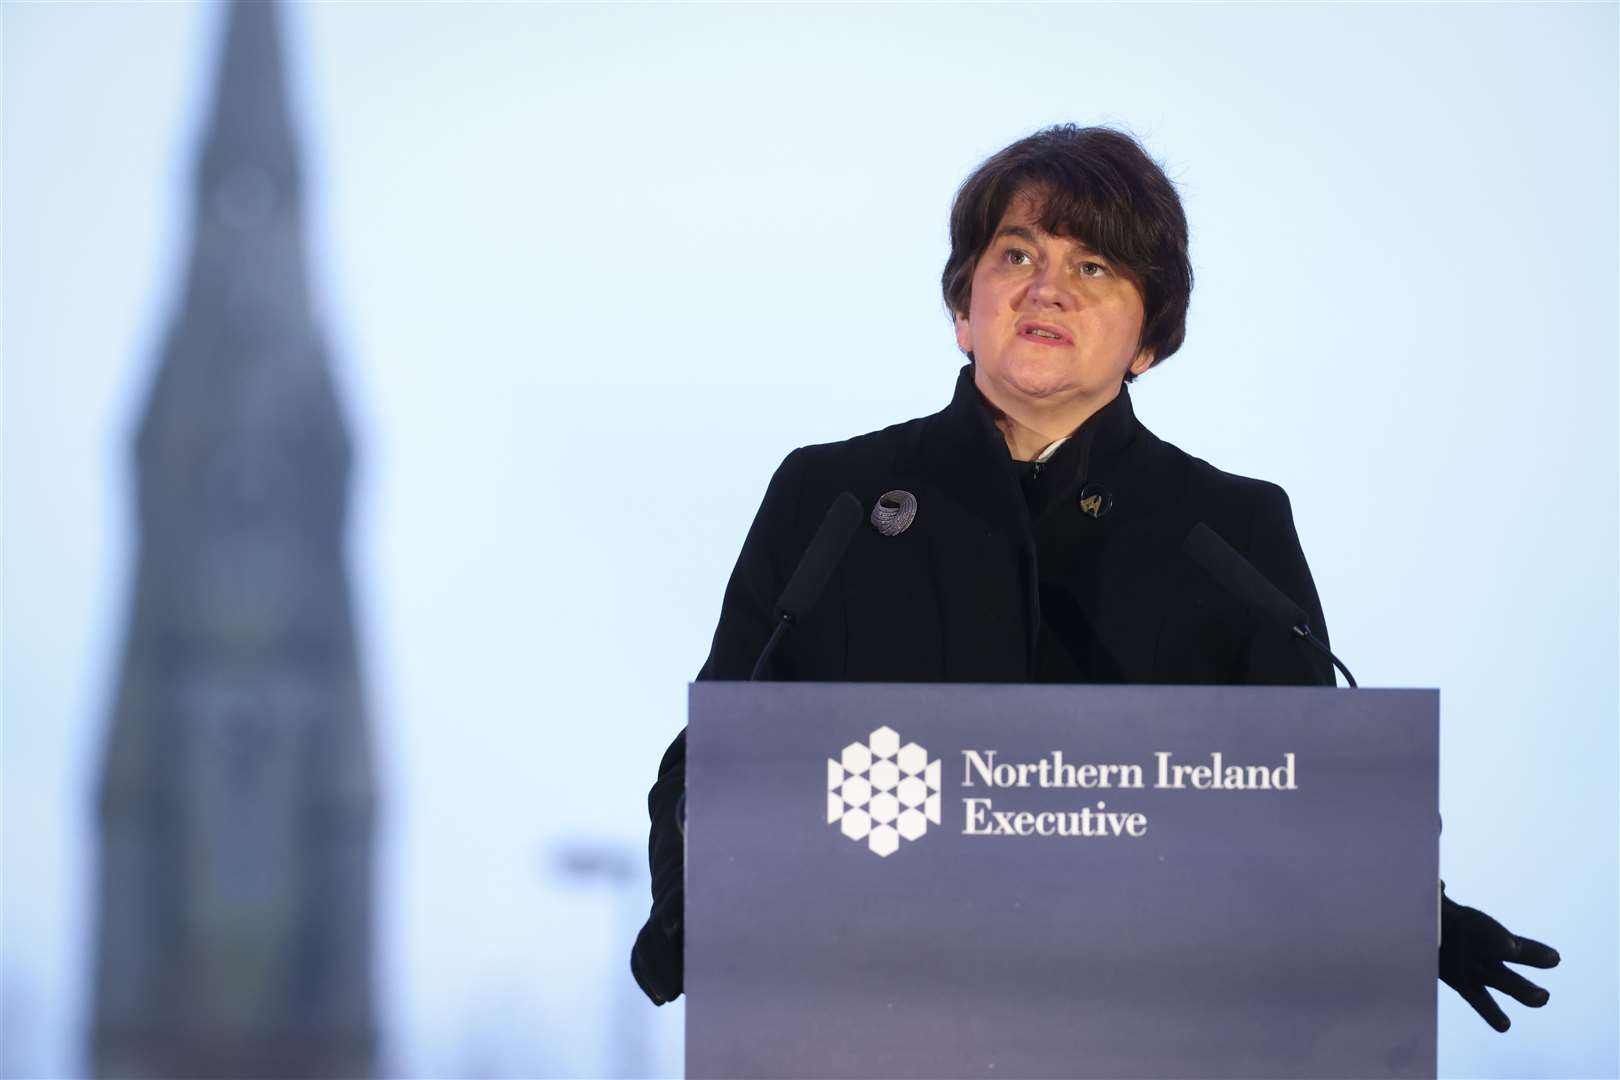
[1128,347,1156,377]
[954,311,973,355]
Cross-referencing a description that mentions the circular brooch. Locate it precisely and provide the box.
[870,490,918,537]
[1078,482,1113,519]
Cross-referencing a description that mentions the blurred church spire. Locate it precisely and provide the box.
[91,0,377,1075]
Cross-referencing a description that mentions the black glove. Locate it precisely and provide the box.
[632,734,688,1005]
[1439,890,1559,1032]
[631,887,683,1005]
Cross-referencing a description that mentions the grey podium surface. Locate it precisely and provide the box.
[686,683,1438,1080]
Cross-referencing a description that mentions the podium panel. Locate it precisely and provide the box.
[686,683,1438,1079]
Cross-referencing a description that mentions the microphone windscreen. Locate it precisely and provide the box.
[775,492,864,623]
[1182,522,1308,632]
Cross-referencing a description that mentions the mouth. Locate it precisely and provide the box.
[1016,321,1072,346]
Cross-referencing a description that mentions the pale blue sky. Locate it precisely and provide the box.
[3,3,1616,1078]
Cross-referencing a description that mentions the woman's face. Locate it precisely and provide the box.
[954,192,1155,410]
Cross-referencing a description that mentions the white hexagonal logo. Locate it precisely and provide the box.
[825,726,941,858]
[840,807,871,841]
[896,807,927,841]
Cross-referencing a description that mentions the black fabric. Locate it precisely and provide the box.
[631,365,1333,1004]
[1439,887,1559,1031]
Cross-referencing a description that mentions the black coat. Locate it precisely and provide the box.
[631,365,1333,1003]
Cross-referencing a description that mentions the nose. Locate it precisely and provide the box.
[1024,262,1072,309]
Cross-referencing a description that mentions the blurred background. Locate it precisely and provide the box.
[2,2,1614,1077]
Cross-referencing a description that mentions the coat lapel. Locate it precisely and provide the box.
[898,365,1031,549]
[887,365,1151,678]
[888,367,1038,675]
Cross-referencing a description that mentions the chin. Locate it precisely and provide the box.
[998,358,1083,400]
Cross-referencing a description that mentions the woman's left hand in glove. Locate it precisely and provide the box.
[1439,891,1560,1032]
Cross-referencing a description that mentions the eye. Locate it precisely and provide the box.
[1003,247,1033,266]
[1079,261,1108,278]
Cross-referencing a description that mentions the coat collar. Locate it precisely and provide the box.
[901,363,1142,542]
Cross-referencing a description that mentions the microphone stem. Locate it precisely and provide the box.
[750,617,792,681]
[1293,625,1358,688]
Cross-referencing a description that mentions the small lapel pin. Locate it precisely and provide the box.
[870,490,918,536]
[1078,481,1113,519]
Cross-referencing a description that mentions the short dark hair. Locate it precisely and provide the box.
[941,124,1192,378]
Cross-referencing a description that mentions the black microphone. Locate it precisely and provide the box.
[1182,522,1357,688]
[751,491,864,680]
[680,492,865,839]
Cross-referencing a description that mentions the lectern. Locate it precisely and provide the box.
[686,683,1438,1079]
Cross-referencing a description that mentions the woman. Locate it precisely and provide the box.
[632,125,1557,1032]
